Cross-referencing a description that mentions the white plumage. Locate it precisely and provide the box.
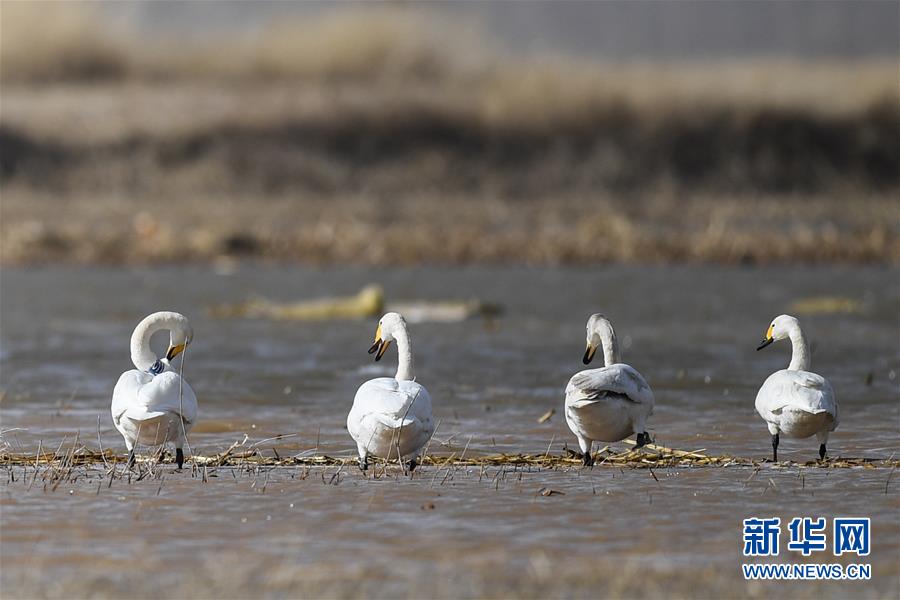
[348,312,434,471]
[110,311,197,468]
[755,314,838,461]
[112,369,197,449]
[565,314,654,465]
[348,378,433,461]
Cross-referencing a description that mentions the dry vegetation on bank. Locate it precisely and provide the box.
[1,4,898,265]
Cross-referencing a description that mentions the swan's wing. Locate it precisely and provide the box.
[119,372,198,424]
[566,364,654,409]
[111,370,152,425]
[351,378,433,429]
[756,370,837,425]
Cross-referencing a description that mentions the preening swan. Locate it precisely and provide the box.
[755,314,838,461]
[565,313,655,466]
[348,312,434,472]
[111,311,197,469]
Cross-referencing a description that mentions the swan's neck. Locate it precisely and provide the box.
[393,325,415,381]
[787,326,810,371]
[599,325,621,367]
[130,313,187,374]
[130,319,162,373]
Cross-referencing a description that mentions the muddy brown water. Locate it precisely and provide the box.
[1,265,898,598]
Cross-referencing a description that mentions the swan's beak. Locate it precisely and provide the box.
[368,324,390,361]
[583,343,597,365]
[757,325,775,351]
[166,343,186,360]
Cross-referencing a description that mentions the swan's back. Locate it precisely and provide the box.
[351,377,432,426]
[349,377,434,458]
[112,369,198,425]
[566,364,654,411]
[756,369,838,428]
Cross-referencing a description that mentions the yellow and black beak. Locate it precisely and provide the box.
[367,325,390,361]
[583,343,597,365]
[166,343,186,360]
[756,325,774,351]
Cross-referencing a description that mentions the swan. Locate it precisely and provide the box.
[348,312,434,472]
[111,311,197,469]
[755,314,838,461]
[564,313,654,466]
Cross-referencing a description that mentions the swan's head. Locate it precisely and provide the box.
[757,314,798,351]
[367,312,405,362]
[583,313,615,365]
[164,315,194,361]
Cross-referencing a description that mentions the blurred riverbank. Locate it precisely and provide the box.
[1,4,898,266]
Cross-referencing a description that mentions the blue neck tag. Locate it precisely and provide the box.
[148,360,165,375]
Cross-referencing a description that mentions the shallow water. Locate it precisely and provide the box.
[1,265,898,597]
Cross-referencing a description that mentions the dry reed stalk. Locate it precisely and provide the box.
[4,447,897,472]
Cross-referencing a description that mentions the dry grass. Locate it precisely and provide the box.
[2,439,896,472]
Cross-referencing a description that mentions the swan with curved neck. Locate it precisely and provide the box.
[350,312,434,473]
[130,311,194,374]
[111,311,198,469]
[755,314,838,461]
[566,313,655,466]
[583,313,621,367]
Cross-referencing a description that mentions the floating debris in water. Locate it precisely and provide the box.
[789,296,862,315]
[537,408,555,424]
[208,285,384,320]
[208,284,503,323]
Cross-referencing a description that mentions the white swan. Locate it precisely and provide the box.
[565,313,655,466]
[111,311,197,468]
[755,314,838,461]
[348,312,434,472]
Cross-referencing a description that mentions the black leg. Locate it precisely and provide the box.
[176,448,184,470]
[772,433,779,462]
[819,444,826,460]
[635,432,651,448]
[358,456,368,472]
[406,458,418,473]
[126,448,136,469]
[582,452,594,467]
